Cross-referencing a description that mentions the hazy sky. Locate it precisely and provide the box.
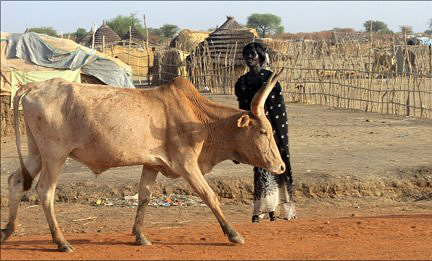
[1,1,431,34]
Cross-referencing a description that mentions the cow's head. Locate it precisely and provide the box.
[234,69,286,174]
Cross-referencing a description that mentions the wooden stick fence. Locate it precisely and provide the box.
[153,37,431,119]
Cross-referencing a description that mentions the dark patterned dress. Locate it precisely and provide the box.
[235,69,296,220]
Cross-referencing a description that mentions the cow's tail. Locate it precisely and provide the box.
[13,84,33,191]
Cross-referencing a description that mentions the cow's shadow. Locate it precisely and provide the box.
[152,241,234,247]
[0,239,90,252]
[1,238,233,252]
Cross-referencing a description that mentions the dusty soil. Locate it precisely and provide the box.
[1,94,432,259]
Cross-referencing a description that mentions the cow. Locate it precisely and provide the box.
[1,69,286,252]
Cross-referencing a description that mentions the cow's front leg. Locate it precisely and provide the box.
[132,166,158,245]
[181,165,244,244]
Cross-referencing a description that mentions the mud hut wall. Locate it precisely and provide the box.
[1,95,25,136]
[155,36,431,119]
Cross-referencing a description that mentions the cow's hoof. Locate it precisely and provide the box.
[228,233,245,244]
[1,228,12,243]
[57,243,75,253]
[135,237,152,246]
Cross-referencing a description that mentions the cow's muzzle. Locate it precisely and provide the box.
[271,163,286,174]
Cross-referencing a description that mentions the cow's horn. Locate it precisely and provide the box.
[250,68,285,116]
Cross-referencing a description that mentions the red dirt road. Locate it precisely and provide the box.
[1,214,431,260]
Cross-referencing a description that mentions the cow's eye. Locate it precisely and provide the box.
[259,129,268,135]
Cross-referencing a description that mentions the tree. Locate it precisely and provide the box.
[74,28,87,41]
[247,13,283,38]
[106,13,144,38]
[363,20,392,34]
[159,24,179,38]
[331,27,355,33]
[399,25,413,35]
[26,26,58,37]
[427,18,432,32]
[147,28,162,36]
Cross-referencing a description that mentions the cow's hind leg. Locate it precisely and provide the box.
[182,165,244,244]
[36,152,73,252]
[133,166,158,245]
[1,130,42,243]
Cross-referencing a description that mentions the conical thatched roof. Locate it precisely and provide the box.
[79,22,121,48]
[169,29,210,52]
[79,28,94,46]
[192,16,259,65]
[124,24,145,42]
[93,21,121,46]
[213,16,245,31]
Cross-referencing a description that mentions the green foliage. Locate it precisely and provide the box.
[247,13,283,38]
[159,24,180,38]
[399,25,413,35]
[27,26,58,37]
[147,28,162,36]
[363,20,392,34]
[275,26,284,35]
[102,13,179,43]
[74,28,87,41]
[425,29,432,35]
[106,13,144,38]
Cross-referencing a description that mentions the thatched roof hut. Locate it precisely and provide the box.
[80,21,121,48]
[79,28,94,46]
[124,24,145,43]
[170,29,210,52]
[94,21,121,46]
[192,16,258,66]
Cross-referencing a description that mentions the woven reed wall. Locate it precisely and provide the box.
[155,37,432,119]
[100,45,154,77]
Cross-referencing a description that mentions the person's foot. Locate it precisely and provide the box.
[281,202,297,220]
[269,211,276,221]
[252,215,260,223]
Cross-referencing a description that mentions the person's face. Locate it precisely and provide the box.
[243,47,260,68]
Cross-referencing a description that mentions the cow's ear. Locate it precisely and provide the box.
[237,114,252,128]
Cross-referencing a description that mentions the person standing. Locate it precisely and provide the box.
[234,42,296,223]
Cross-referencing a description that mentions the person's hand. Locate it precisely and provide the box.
[232,160,240,164]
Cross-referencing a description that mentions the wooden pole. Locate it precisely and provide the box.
[102,35,105,52]
[429,43,432,76]
[128,26,132,65]
[91,24,96,49]
[143,15,150,86]
[366,20,373,112]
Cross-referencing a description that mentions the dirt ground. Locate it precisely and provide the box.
[1,94,432,260]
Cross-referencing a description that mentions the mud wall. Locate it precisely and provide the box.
[1,95,25,137]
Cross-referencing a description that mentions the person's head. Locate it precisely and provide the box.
[242,42,267,67]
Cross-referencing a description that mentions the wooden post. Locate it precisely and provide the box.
[91,24,96,49]
[128,26,132,65]
[366,20,373,112]
[102,35,105,52]
[143,15,150,86]
[429,43,432,76]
